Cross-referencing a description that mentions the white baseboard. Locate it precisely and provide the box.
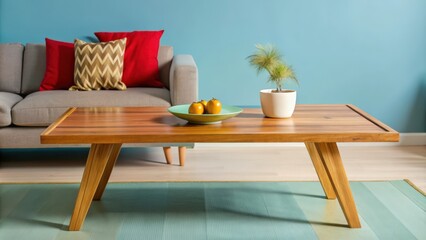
[399,133,426,145]
[195,133,426,148]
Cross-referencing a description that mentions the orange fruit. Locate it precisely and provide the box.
[188,102,204,114]
[206,98,222,114]
[199,100,208,113]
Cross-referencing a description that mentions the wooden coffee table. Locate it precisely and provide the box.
[41,105,399,231]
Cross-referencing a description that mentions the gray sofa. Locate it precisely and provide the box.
[0,43,198,148]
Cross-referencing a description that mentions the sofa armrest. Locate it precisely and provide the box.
[169,55,198,105]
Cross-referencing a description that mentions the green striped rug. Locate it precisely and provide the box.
[0,181,424,240]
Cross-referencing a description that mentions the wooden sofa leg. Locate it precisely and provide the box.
[178,146,186,166]
[163,147,173,164]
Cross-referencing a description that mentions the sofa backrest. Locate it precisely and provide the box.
[158,46,173,89]
[21,44,46,95]
[20,44,174,95]
[0,43,24,94]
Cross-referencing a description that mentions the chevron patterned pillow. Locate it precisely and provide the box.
[70,38,127,91]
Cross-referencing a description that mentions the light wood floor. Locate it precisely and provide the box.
[0,144,425,192]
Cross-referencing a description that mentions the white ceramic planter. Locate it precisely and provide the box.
[259,89,297,118]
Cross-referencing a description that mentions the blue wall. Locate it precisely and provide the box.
[1,0,425,132]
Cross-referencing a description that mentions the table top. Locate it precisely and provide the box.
[41,104,399,144]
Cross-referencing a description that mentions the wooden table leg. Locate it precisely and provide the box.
[93,144,122,201]
[178,146,186,166]
[69,144,118,231]
[304,142,336,199]
[315,142,361,228]
[163,147,173,164]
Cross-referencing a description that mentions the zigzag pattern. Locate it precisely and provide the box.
[70,38,127,91]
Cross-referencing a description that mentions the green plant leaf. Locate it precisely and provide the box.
[247,44,299,90]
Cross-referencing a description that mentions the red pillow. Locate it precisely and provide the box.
[95,30,164,88]
[39,38,75,91]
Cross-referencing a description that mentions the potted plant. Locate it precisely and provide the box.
[247,44,298,118]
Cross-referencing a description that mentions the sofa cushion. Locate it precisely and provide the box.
[95,30,164,88]
[0,43,24,94]
[40,38,75,91]
[158,46,173,89]
[0,92,23,127]
[71,38,127,91]
[22,44,46,95]
[20,44,172,95]
[12,88,171,126]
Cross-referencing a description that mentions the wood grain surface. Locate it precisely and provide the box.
[68,143,118,230]
[315,142,361,228]
[41,105,399,144]
[304,142,336,199]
